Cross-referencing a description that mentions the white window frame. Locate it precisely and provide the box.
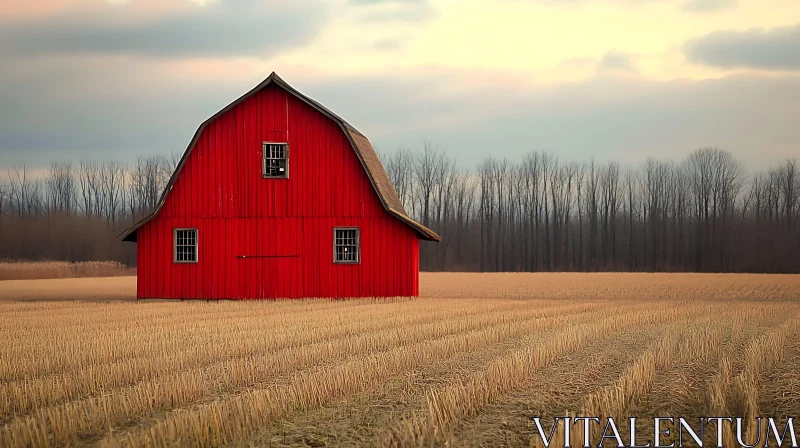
[262,142,289,178]
[174,228,198,263]
[333,227,360,264]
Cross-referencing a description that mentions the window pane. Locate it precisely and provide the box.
[334,228,359,263]
[263,143,288,177]
[175,229,197,262]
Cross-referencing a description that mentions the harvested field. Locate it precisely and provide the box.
[1,272,798,302]
[0,273,799,447]
[0,277,136,301]
[0,261,134,281]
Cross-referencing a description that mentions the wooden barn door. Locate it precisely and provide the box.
[235,219,301,299]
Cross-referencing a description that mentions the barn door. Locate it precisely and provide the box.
[235,219,300,299]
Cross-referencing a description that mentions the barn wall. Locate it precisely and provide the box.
[137,217,418,299]
[136,84,420,299]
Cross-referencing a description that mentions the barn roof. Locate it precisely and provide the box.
[118,72,440,242]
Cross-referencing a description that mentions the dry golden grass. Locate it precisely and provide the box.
[0,276,136,301]
[0,261,135,281]
[0,273,799,447]
[421,272,800,300]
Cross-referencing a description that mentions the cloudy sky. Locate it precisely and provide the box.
[1,0,799,170]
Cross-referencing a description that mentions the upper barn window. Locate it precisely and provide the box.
[334,228,360,264]
[263,142,289,178]
[174,228,198,263]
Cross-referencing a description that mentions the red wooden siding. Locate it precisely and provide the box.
[135,84,420,299]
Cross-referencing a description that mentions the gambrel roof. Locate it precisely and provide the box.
[118,72,440,242]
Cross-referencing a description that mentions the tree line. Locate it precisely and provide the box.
[0,155,177,266]
[0,146,797,273]
[383,144,799,273]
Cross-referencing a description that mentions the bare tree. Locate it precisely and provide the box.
[99,161,125,225]
[451,169,476,268]
[0,178,7,228]
[384,147,415,208]
[622,167,639,270]
[600,161,620,265]
[412,141,446,229]
[574,162,586,270]
[586,158,599,265]
[780,159,798,232]
[7,167,42,219]
[44,162,76,216]
[78,160,101,217]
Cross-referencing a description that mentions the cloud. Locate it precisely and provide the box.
[528,0,672,6]
[0,55,252,166]
[681,0,737,13]
[301,71,800,169]
[3,61,798,172]
[684,23,800,71]
[348,0,435,22]
[372,38,404,51]
[598,51,638,73]
[0,0,329,59]
[349,0,425,3]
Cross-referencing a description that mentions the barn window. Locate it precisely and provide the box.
[263,142,289,178]
[334,228,360,264]
[174,229,198,263]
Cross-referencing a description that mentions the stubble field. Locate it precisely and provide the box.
[0,261,134,281]
[1,272,799,447]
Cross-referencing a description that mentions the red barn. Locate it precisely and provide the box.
[119,73,439,299]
